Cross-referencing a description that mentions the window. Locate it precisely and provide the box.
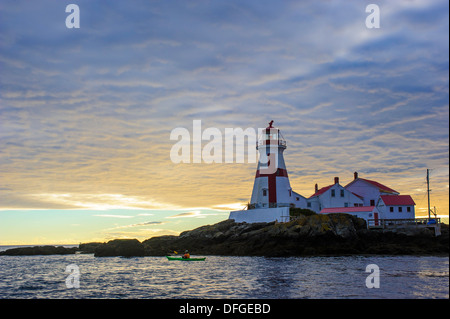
[340,189,345,197]
[307,202,311,208]
[370,200,375,206]
[390,207,394,213]
[296,197,300,201]
[354,203,359,207]
[398,207,402,213]
[407,207,411,212]
[331,189,335,197]
[344,202,349,207]
[262,189,267,196]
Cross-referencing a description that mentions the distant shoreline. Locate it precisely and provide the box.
[0,244,78,252]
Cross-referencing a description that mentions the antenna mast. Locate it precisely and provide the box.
[426,169,431,219]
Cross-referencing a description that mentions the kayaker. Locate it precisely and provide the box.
[182,250,190,259]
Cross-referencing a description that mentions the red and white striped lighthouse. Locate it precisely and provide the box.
[250,121,293,208]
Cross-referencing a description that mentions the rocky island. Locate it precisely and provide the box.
[83,213,448,257]
[2,214,447,257]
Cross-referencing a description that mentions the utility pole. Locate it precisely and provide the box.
[426,169,431,219]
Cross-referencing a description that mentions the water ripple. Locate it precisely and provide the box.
[0,255,448,299]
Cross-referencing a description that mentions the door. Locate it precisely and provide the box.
[374,212,379,226]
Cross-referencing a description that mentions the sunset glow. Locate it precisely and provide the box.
[0,0,448,245]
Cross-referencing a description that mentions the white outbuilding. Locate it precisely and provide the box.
[306,177,364,213]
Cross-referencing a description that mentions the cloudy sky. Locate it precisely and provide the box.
[0,0,448,244]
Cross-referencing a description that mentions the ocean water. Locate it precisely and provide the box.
[0,251,448,299]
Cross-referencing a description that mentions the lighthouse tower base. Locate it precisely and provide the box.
[229,207,290,223]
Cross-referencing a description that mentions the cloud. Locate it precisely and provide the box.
[0,0,448,218]
[22,193,181,211]
[212,203,248,211]
[106,221,165,229]
[93,214,134,219]
[129,221,164,226]
[166,211,204,219]
[166,210,226,219]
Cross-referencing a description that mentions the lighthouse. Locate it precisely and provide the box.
[250,120,293,209]
[229,121,305,223]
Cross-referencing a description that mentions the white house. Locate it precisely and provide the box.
[377,195,416,219]
[345,172,399,206]
[291,191,308,209]
[307,177,364,213]
[345,172,416,220]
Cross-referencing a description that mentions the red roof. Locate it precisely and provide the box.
[308,185,333,198]
[359,178,398,194]
[320,206,375,214]
[380,195,415,206]
[345,178,399,194]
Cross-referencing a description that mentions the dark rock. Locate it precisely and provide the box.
[74,214,449,257]
[78,242,103,254]
[0,245,78,256]
[142,235,179,256]
[94,239,145,257]
[141,214,449,257]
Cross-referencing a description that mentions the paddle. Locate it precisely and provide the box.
[170,250,191,258]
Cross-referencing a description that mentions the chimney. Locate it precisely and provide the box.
[334,177,339,184]
[315,183,318,193]
[354,171,358,180]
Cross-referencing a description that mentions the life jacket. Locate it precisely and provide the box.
[183,253,190,259]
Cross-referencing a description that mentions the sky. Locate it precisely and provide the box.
[0,0,448,245]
